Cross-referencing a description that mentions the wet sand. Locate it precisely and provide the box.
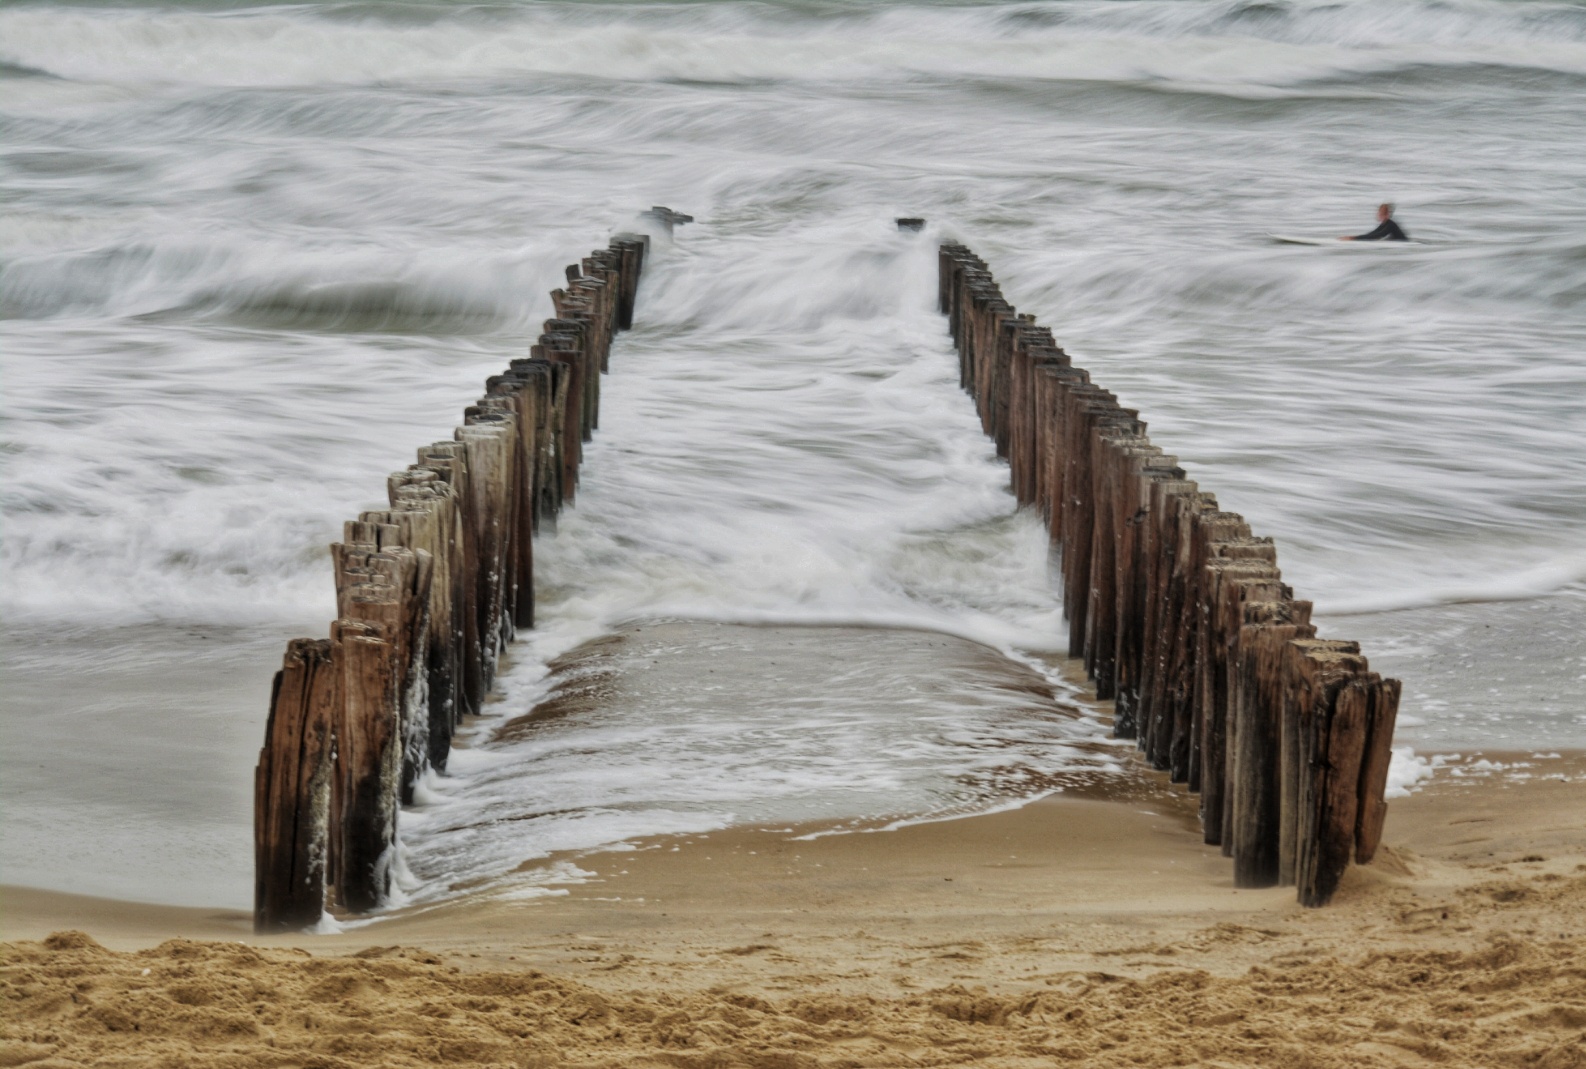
[5,753,1584,1067]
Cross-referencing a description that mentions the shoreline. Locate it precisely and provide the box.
[6,749,1583,943]
[5,749,1581,954]
[5,752,1584,1066]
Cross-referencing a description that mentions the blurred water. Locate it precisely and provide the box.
[2,0,1583,907]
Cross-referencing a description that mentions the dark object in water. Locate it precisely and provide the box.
[896,217,926,232]
[642,206,694,235]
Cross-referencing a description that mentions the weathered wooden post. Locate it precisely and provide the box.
[537,331,584,505]
[364,480,457,789]
[1158,491,1219,781]
[254,639,338,932]
[484,374,544,629]
[1099,429,1146,729]
[1230,599,1314,887]
[1059,387,1123,656]
[1025,350,1076,518]
[1355,676,1403,864]
[330,541,432,914]
[455,416,517,686]
[1176,510,1250,792]
[1282,638,1366,895]
[549,297,599,441]
[417,441,482,719]
[610,236,646,331]
[505,358,560,524]
[1086,426,1154,708]
[1299,668,1376,907]
[1195,552,1280,846]
[1113,456,1182,738]
[1136,477,1197,768]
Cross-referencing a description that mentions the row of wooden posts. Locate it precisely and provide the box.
[939,243,1402,907]
[253,234,647,933]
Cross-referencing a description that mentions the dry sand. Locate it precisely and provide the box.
[4,753,1585,1068]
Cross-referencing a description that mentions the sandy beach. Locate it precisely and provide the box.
[6,752,1583,1068]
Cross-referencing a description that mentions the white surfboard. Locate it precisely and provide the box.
[1269,233,1346,246]
[1269,233,1421,246]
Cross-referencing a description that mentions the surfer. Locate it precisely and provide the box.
[1342,203,1408,241]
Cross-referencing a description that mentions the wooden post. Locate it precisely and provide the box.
[417,442,482,719]
[329,618,395,914]
[1230,601,1314,887]
[456,419,515,688]
[1194,558,1276,837]
[254,638,338,933]
[330,542,431,913]
[507,358,559,524]
[1178,511,1251,792]
[1114,457,1182,739]
[549,300,599,442]
[1007,322,1045,505]
[1355,676,1403,864]
[1136,477,1197,769]
[1196,555,1280,847]
[572,275,612,383]
[610,236,646,331]
[1035,364,1089,540]
[538,332,583,504]
[1087,429,1154,710]
[1281,638,1365,893]
[990,314,1019,458]
[1059,388,1126,656]
[1160,492,1220,782]
[385,471,463,772]
[362,498,449,796]
[1300,670,1375,907]
[483,376,542,629]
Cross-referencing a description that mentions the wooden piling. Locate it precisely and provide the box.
[254,230,649,931]
[329,541,431,913]
[1355,676,1403,864]
[1196,554,1280,847]
[254,638,338,932]
[1300,668,1375,907]
[1230,600,1314,887]
[1113,457,1182,738]
[936,242,1403,908]
[1282,638,1366,894]
[1136,477,1198,769]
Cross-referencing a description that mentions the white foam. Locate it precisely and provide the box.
[1385,746,1435,798]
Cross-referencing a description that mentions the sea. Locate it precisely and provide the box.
[2,0,1583,912]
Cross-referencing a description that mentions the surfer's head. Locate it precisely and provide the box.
[1378,203,1394,221]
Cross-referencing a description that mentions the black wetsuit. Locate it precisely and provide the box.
[1352,218,1408,241]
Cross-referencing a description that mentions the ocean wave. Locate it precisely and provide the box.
[1318,551,1586,615]
[4,0,1586,93]
[0,240,545,330]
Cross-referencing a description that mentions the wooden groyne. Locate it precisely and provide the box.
[253,234,647,933]
[939,243,1402,906]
